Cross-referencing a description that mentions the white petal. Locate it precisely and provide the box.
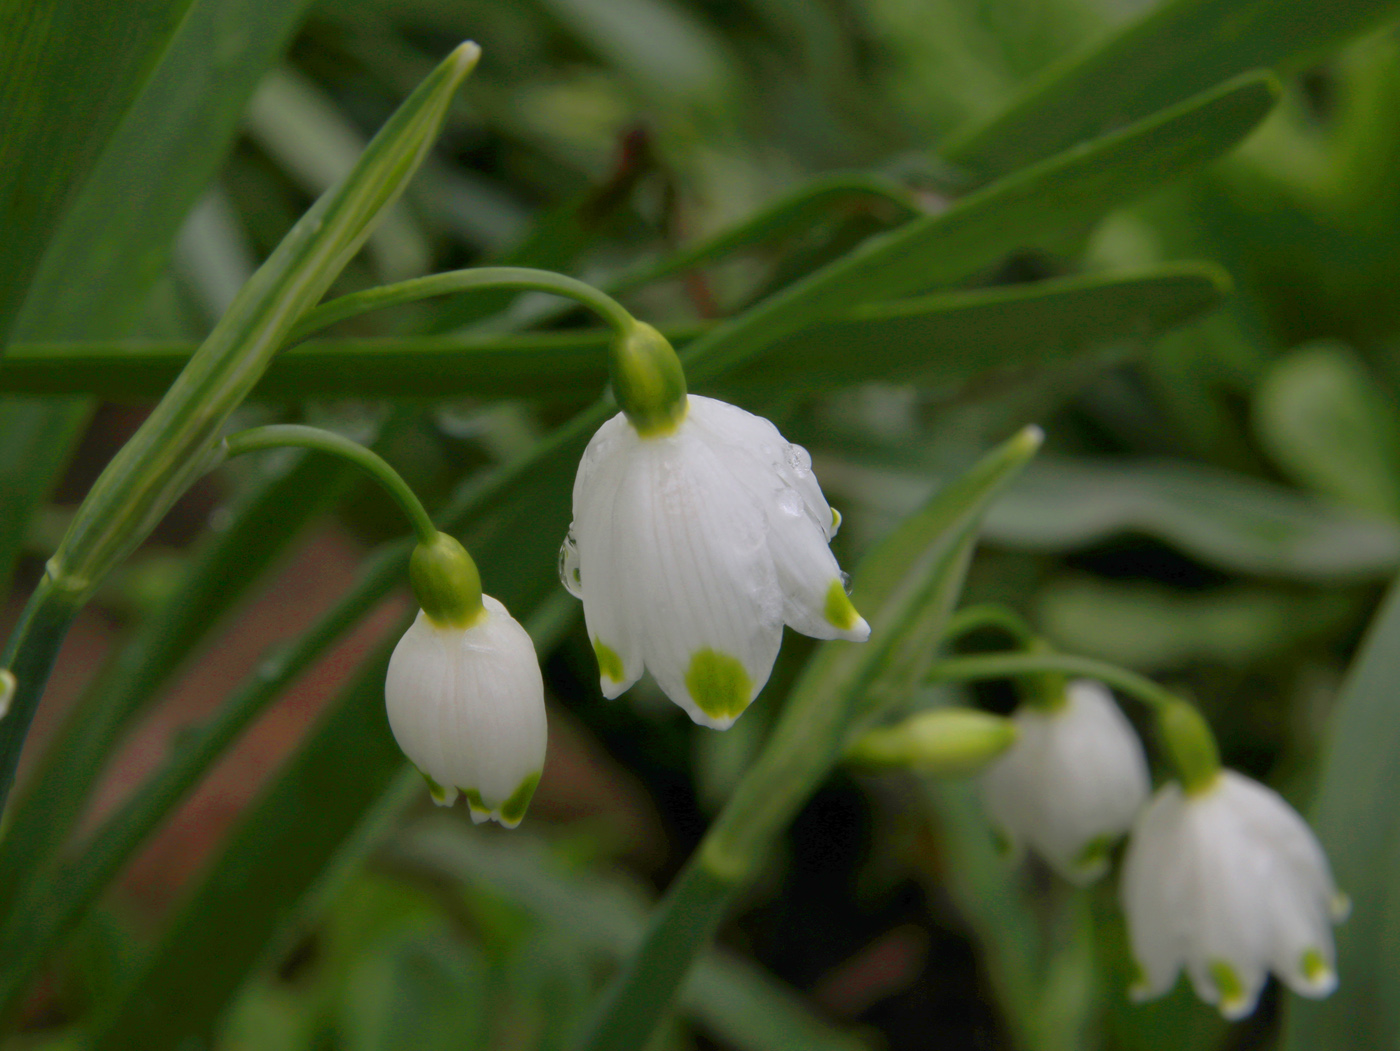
[980,681,1148,884]
[384,598,547,827]
[1121,784,1192,1000]
[687,395,838,539]
[686,396,861,639]
[1215,773,1340,999]
[1178,788,1273,1018]
[606,422,783,728]
[572,418,645,697]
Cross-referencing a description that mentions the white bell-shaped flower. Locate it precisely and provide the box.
[980,679,1150,884]
[385,595,547,827]
[1121,770,1348,1019]
[563,394,868,729]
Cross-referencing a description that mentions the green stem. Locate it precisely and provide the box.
[221,424,436,546]
[0,577,81,815]
[0,401,612,1022]
[925,651,1181,711]
[285,266,638,345]
[926,651,1225,790]
[941,604,1037,646]
[574,859,735,1051]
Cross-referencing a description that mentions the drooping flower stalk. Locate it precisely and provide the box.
[220,424,546,826]
[924,646,1347,1016]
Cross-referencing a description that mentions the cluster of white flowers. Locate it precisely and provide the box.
[385,386,865,821]
[376,310,1344,1025]
[979,678,1345,1019]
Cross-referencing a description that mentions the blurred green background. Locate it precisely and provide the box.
[4,0,1400,1049]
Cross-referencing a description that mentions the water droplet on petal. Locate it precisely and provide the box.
[785,444,812,475]
[558,528,584,598]
[840,571,853,595]
[777,489,804,517]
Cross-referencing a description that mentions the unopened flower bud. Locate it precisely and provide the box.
[848,708,1017,776]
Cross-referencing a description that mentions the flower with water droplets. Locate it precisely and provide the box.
[563,329,869,728]
[980,678,1150,884]
[385,532,546,827]
[1120,768,1347,1019]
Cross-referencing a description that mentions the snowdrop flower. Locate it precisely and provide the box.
[562,321,868,729]
[980,679,1149,884]
[385,532,546,827]
[1121,769,1347,1019]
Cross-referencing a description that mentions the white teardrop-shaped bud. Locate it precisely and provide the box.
[980,679,1150,884]
[1121,770,1347,1020]
[385,595,547,827]
[565,394,868,729]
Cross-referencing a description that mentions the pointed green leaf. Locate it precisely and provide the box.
[940,0,1400,182]
[47,42,480,601]
[0,0,197,345]
[682,73,1278,384]
[1281,576,1400,1050]
[387,822,869,1051]
[1,266,1227,400]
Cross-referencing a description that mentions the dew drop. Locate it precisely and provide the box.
[558,528,584,597]
[840,571,853,595]
[785,444,812,475]
[777,489,804,517]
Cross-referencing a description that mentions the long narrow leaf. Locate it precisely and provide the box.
[940,0,1400,181]
[0,0,196,344]
[0,266,1226,400]
[1280,576,1400,1051]
[387,822,870,1051]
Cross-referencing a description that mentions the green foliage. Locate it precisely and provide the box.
[3,1,1400,1050]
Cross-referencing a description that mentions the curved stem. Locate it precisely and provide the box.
[925,651,1181,712]
[285,266,638,345]
[941,603,1037,646]
[222,424,436,546]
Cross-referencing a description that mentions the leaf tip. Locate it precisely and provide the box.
[449,40,483,76]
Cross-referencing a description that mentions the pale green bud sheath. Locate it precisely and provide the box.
[847,708,1017,776]
[1158,696,1222,796]
[609,320,688,437]
[409,534,484,628]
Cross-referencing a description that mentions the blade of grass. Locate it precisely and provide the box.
[0,265,1227,400]
[386,820,871,1051]
[680,73,1278,385]
[940,0,1400,182]
[0,0,196,345]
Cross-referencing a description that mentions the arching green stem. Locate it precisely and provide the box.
[941,603,1038,646]
[925,650,1222,789]
[285,266,638,345]
[221,424,437,546]
[927,651,1180,710]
